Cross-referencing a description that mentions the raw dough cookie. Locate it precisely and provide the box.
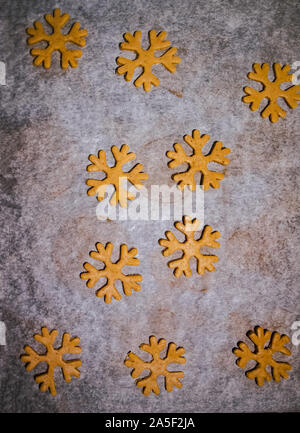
[86,144,148,208]
[243,63,300,122]
[80,242,142,304]
[125,336,185,395]
[167,129,230,191]
[26,8,88,69]
[233,326,292,386]
[116,30,181,91]
[20,327,81,396]
[159,216,220,277]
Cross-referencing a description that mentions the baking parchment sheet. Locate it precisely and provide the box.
[0,0,299,412]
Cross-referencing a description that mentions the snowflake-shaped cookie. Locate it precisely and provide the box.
[80,242,142,304]
[167,129,230,191]
[243,63,300,122]
[26,8,88,69]
[20,327,81,396]
[125,336,186,395]
[116,30,181,91]
[86,144,148,208]
[159,216,221,277]
[233,326,292,386]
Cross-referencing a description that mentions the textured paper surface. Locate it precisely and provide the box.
[0,0,299,412]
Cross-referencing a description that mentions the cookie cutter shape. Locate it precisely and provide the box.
[159,216,220,277]
[86,144,148,208]
[233,326,292,386]
[80,242,142,304]
[125,336,186,395]
[116,30,181,91]
[26,8,88,69]
[20,327,81,396]
[243,63,300,122]
[167,129,230,191]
